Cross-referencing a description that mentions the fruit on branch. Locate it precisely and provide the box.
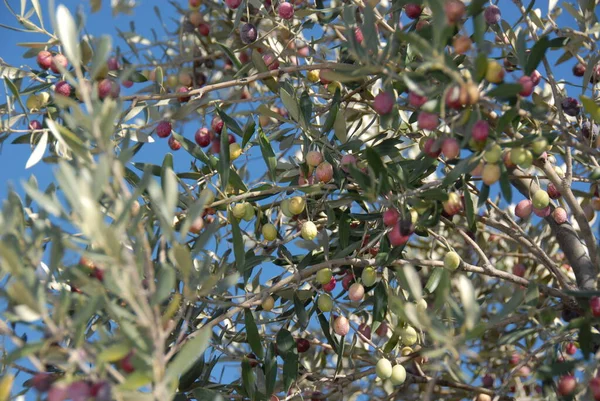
[532,190,550,209]
[26,93,49,110]
[301,221,318,240]
[561,97,581,116]
[557,375,576,396]
[400,325,418,346]
[484,5,501,24]
[591,64,600,83]
[107,57,120,71]
[225,0,242,9]
[472,120,490,142]
[573,63,586,77]
[317,294,333,312]
[168,136,181,151]
[340,154,357,172]
[443,192,463,216]
[590,378,600,401]
[189,0,201,9]
[376,358,393,379]
[288,196,306,215]
[453,35,471,54]
[262,223,277,241]
[358,323,371,339]
[263,53,280,70]
[485,60,505,84]
[446,85,468,109]
[553,207,568,224]
[404,4,422,19]
[243,203,255,221]
[382,208,399,227]
[240,23,258,44]
[189,217,205,234]
[408,91,427,108]
[482,374,494,388]
[306,151,323,167]
[179,72,193,87]
[333,315,349,336]
[565,342,577,355]
[442,137,460,159]
[278,2,294,19]
[444,251,460,270]
[230,143,242,160]
[316,269,333,286]
[484,144,502,164]
[418,112,438,131]
[119,352,135,373]
[157,121,172,138]
[189,11,202,26]
[316,162,333,183]
[232,203,247,219]
[476,395,491,401]
[423,138,441,158]
[211,117,224,134]
[533,205,551,217]
[166,75,178,88]
[327,81,341,95]
[390,364,406,385]
[55,81,72,97]
[518,76,534,97]
[262,295,275,311]
[348,283,364,301]
[98,79,120,99]
[195,128,211,147]
[444,0,466,24]
[354,27,364,44]
[361,267,377,287]
[50,53,68,74]
[176,86,191,103]
[342,273,355,290]
[210,137,221,154]
[296,338,310,353]
[37,50,53,70]
[590,296,600,317]
[482,163,501,185]
[29,120,42,130]
[307,70,319,83]
[509,147,533,168]
[530,137,548,155]
[388,222,410,246]
[373,92,395,115]
[198,23,210,36]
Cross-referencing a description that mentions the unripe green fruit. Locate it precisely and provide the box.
[262,295,275,311]
[316,268,333,285]
[591,167,600,180]
[482,163,501,185]
[532,190,550,209]
[416,299,427,315]
[243,203,255,221]
[281,199,294,217]
[288,196,305,215]
[376,358,393,379]
[232,203,246,219]
[317,294,333,312]
[301,221,318,240]
[361,267,377,287]
[262,223,278,241]
[531,138,548,155]
[444,251,460,270]
[484,144,502,164]
[230,143,242,160]
[400,326,418,346]
[199,188,215,206]
[390,364,407,385]
[510,147,527,166]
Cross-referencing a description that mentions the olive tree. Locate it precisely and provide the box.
[1,0,600,400]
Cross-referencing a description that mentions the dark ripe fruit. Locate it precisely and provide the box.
[189,0,201,7]
[198,23,210,36]
[66,382,91,401]
[518,76,534,97]
[418,112,439,131]
[176,86,191,103]
[547,183,561,199]
[445,0,466,24]
[375,321,388,336]
[296,338,310,353]
[156,121,172,138]
[565,342,577,355]
[195,127,211,147]
[383,208,399,227]
[398,218,414,235]
[226,0,242,8]
[119,353,135,373]
[29,120,42,130]
[561,97,581,117]
[404,3,422,19]
[122,80,134,88]
[278,2,294,19]
[211,136,221,154]
[442,137,460,159]
[211,117,224,134]
[90,381,112,401]
[50,53,68,74]
[590,377,600,401]
[354,27,364,44]
[388,222,410,246]
[358,323,372,339]
[168,135,181,151]
[340,154,357,172]
[408,91,427,107]
[482,374,494,388]
[342,273,355,291]
[530,70,542,86]
[423,137,441,158]
[98,79,120,99]
[316,161,334,183]
[509,353,520,365]
[32,373,54,392]
[453,35,471,54]
[55,81,72,97]
[533,205,551,218]
[240,23,258,44]
[263,53,280,70]
[373,92,395,115]
[472,120,490,142]
[590,64,600,84]
[562,308,580,322]
[228,133,236,144]
[590,296,600,317]
[484,5,501,24]
[323,276,336,292]
[107,57,120,71]
[446,85,467,109]
[37,50,53,70]
[512,263,526,277]
[573,63,586,77]
[415,19,429,30]
[557,375,576,396]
